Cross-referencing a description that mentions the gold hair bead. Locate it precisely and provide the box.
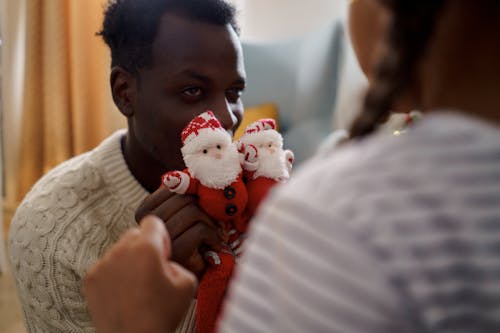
[393,111,422,136]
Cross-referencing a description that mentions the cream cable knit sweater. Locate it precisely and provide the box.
[8,130,196,333]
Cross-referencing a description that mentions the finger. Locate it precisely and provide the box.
[118,227,142,243]
[170,222,223,276]
[135,187,175,222]
[104,227,141,258]
[151,194,197,222]
[171,237,206,277]
[191,222,224,253]
[83,264,99,295]
[167,262,198,295]
[139,215,171,260]
[164,204,218,239]
[171,222,223,261]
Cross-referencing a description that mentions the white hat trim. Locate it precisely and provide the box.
[181,128,232,156]
[239,129,283,148]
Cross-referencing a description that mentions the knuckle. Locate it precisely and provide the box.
[123,228,141,240]
[194,222,211,236]
[136,239,158,257]
[189,258,206,277]
[82,270,95,288]
[82,265,101,292]
[183,276,197,296]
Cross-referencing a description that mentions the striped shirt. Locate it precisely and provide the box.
[219,111,500,333]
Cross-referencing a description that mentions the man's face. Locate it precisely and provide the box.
[130,13,246,171]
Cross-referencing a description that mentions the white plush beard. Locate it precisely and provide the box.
[185,145,242,189]
[254,148,289,181]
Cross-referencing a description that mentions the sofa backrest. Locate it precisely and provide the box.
[241,20,344,164]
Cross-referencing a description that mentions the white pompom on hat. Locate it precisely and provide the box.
[239,118,283,148]
[181,111,232,155]
[244,118,276,134]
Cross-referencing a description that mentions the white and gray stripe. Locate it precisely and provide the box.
[219,112,500,333]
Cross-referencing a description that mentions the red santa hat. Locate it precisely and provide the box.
[239,118,283,147]
[181,111,232,155]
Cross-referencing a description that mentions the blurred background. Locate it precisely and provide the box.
[0,1,367,332]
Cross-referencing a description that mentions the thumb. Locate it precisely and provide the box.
[139,215,172,260]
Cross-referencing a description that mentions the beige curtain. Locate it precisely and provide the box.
[16,0,123,202]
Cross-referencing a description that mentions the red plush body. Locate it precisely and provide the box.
[196,247,235,333]
[235,175,278,233]
[185,171,248,224]
[245,176,277,216]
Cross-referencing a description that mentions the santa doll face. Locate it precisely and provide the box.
[257,139,279,155]
[240,128,290,181]
[253,137,290,181]
[183,135,241,189]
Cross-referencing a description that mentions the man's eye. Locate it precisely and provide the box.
[182,87,203,98]
[226,88,243,103]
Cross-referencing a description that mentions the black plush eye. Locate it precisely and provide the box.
[203,149,208,154]
[268,143,272,147]
[217,145,221,149]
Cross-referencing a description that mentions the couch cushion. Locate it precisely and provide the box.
[241,20,344,163]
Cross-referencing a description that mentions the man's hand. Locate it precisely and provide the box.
[135,187,223,277]
[83,216,197,333]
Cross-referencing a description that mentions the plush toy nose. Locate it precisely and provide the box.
[213,152,222,159]
[268,147,276,154]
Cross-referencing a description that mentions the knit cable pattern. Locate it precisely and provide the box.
[9,131,147,333]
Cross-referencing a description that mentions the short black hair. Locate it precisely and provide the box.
[98,0,239,74]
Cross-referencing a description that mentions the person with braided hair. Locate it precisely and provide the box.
[84,0,500,332]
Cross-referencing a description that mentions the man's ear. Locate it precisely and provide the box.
[110,67,137,117]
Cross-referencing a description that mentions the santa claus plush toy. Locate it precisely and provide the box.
[237,118,294,229]
[161,111,249,333]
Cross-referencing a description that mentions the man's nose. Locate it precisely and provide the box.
[211,98,238,131]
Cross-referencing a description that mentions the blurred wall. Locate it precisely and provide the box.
[234,0,348,41]
[228,0,366,131]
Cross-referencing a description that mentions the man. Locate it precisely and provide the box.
[8,0,245,332]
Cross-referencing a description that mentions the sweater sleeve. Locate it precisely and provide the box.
[8,181,129,333]
[9,201,91,332]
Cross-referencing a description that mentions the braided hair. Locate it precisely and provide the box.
[349,0,446,139]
